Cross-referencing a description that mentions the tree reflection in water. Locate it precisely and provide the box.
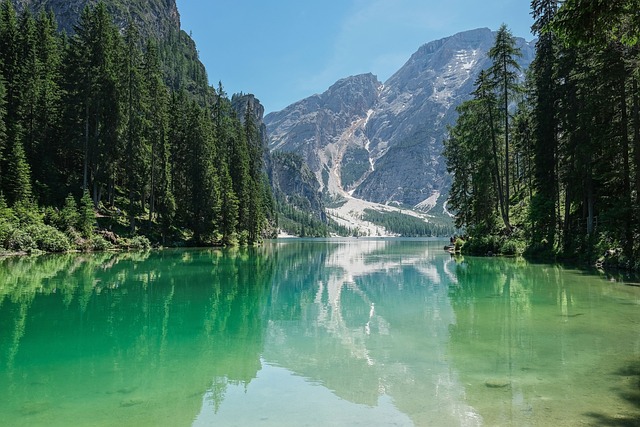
[0,241,639,426]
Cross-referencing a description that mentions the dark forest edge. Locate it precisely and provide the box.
[0,1,282,254]
[444,1,640,271]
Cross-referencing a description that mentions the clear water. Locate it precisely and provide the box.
[0,239,639,426]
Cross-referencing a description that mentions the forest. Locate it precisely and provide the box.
[444,0,640,269]
[0,1,276,253]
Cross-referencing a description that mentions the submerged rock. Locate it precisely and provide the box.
[485,379,511,388]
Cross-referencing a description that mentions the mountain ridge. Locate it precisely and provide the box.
[265,28,535,219]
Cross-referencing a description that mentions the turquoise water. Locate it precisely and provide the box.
[0,239,639,426]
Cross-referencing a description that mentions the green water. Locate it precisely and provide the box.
[0,239,639,426]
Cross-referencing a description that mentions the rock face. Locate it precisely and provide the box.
[265,28,536,211]
[231,94,327,224]
[267,73,382,198]
[12,0,181,39]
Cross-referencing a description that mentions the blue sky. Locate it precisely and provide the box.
[176,1,534,114]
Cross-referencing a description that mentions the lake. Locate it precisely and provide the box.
[0,239,639,426]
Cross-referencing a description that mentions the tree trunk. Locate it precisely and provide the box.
[633,78,640,204]
[620,77,632,258]
[83,102,89,192]
[149,140,155,222]
[503,57,510,226]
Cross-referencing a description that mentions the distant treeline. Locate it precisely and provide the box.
[362,209,455,237]
[0,1,275,252]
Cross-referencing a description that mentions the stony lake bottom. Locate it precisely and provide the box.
[0,238,639,426]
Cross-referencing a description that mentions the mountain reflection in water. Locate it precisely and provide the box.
[0,239,639,426]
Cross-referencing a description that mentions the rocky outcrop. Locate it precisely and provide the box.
[12,0,180,40]
[11,0,207,95]
[265,28,536,212]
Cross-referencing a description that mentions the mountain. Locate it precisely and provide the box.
[12,0,180,39]
[265,28,535,214]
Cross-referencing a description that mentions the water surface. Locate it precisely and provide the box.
[0,239,639,426]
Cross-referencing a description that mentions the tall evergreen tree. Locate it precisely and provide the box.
[33,11,63,204]
[3,133,32,204]
[530,0,559,251]
[122,22,149,233]
[0,73,5,183]
[144,39,174,239]
[444,72,502,234]
[243,102,265,243]
[488,24,522,229]
[67,2,121,206]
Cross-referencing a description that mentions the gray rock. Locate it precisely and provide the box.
[12,0,181,40]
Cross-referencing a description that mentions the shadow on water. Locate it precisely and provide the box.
[585,362,640,426]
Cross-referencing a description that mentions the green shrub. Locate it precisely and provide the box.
[0,220,16,250]
[25,224,72,252]
[501,238,526,256]
[5,227,37,252]
[125,235,151,250]
[465,235,501,255]
[89,235,113,251]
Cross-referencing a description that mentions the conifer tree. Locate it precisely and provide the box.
[33,11,63,204]
[3,134,32,204]
[488,24,522,229]
[0,76,5,183]
[122,22,149,233]
[59,193,79,232]
[144,39,175,239]
[68,2,121,206]
[229,117,251,238]
[16,9,38,168]
[530,0,559,251]
[243,101,266,243]
[219,164,238,245]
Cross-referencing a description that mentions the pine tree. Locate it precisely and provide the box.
[0,0,24,201]
[444,75,501,234]
[219,164,238,245]
[4,134,32,204]
[0,76,5,183]
[33,11,63,204]
[16,9,38,173]
[78,190,95,238]
[67,2,121,206]
[488,24,522,229]
[59,193,79,232]
[122,22,149,233]
[244,100,266,243]
[144,39,175,240]
[530,0,559,251]
[228,116,251,238]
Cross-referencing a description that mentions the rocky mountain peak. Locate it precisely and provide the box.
[266,28,535,215]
